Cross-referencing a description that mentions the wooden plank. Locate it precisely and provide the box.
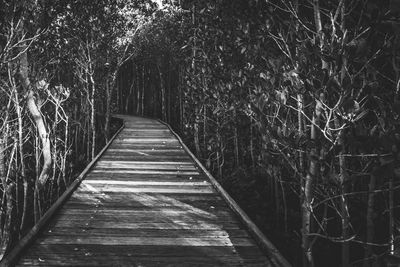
[94,166,197,171]
[95,161,197,170]
[35,236,255,247]
[96,161,195,165]
[49,215,237,226]
[76,186,215,194]
[104,149,185,152]
[62,203,224,212]
[43,228,249,238]
[16,254,271,267]
[114,138,178,141]
[56,208,232,219]
[19,244,264,258]
[82,180,210,186]
[100,156,193,162]
[120,129,171,132]
[92,169,200,176]
[46,226,244,234]
[50,220,242,230]
[106,148,185,153]
[83,173,205,181]
[67,192,225,207]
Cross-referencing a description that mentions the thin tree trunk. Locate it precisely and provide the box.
[297,94,304,173]
[340,4,350,264]
[233,110,239,167]
[249,118,255,169]
[136,65,141,115]
[0,140,15,260]
[105,74,113,142]
[203,105,207,151]
[34,132,40,222]
[62,117,69,186]
[53,105,58,181]
[302,111,319,267]
[364,173,376,267]
[194,108,201,158]
[89,74,96,160]
[141,65,145,116]
[157,60,167,121]
[389,173,394,254]
[179,67,184,132]
[301,2,328,265]
[0,138,9,259]
[12,80,28,232]
[216,117,223,178]
[274,169,280,227]
[191,3,196,70]
[335,115,350,267]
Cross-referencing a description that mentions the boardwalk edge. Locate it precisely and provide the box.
[158,119,292,267]
[0,119,125,267]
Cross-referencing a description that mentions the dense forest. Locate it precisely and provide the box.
[1,0,400,266]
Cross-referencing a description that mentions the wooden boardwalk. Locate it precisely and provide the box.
[2,115,289,267]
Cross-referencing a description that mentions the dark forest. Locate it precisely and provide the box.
[0,0,400,266]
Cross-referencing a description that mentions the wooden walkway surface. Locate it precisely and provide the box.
[3,115,289,267]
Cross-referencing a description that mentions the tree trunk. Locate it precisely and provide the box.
[389,172,395,254]
[297,94,304,173]
[104,74,114,142]
[179,67,184,131]
[363,173,376,267]
[157,60,167,121]
[300,2,329,265]
[11,77,28,233]
[233,110,239,167]
[0,138,10,260]
[249,118,255,169]
[141,65,145,116]
[302,111,319,267]
[89,74,96,160]
[194,107,201,158]
[18,26,52,192]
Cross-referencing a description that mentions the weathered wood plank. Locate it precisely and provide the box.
[84,173,205,181]
[17,255,271,267]
[90,169,200,176]
[50,220,242,230]
[20,244,266,258]
[42,228,249,238]
[76,187,214,194]
[82,180,210,186]
[35,236,256,247]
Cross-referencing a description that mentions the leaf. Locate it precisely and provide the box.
[353,110,368,122]
[260,72,267,80]
[240,46,246,54]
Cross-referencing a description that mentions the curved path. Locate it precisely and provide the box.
[6,115,289,267]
